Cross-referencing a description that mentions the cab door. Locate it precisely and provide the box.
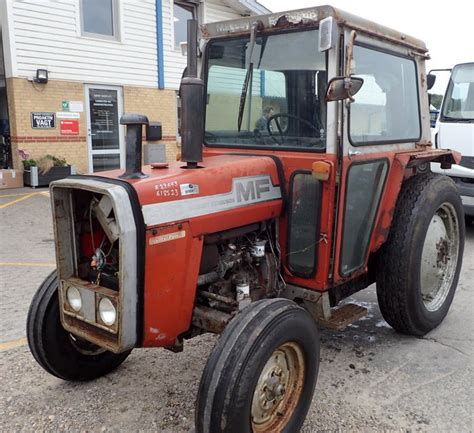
[333,33,424,283]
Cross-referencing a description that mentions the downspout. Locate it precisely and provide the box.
[155,0,165,89]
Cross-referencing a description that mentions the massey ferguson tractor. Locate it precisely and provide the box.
[27,6,465,432]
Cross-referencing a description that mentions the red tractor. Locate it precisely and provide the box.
[27,6,465,432]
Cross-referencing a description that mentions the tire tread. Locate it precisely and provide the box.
[376,173,464,335]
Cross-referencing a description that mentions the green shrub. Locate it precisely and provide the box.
[22,154,68,174]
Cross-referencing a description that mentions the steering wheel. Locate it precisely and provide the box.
[266,113,321,145]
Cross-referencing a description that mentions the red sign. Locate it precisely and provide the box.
[60,119,79,135]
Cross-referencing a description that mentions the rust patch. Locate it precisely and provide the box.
[192,305,232,334]
[415,139,432,149]
[269,11,318,30]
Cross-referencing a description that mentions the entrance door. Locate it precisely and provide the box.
[85,85,124,172]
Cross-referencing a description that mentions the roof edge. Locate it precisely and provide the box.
[201,5,427,52]
[223,0,271,16]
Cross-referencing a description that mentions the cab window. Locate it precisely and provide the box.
[205,30,327,151]
[349,45,420,145]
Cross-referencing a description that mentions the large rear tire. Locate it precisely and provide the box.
[27,271,131,381]
[195,298,319,433]
[376,173,464,336]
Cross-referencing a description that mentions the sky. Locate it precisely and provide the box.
[258,0,472,94]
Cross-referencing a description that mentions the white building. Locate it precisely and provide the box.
[0,0,269,172]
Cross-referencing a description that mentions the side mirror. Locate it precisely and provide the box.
[427,73,436,90]
[326,76,364,102]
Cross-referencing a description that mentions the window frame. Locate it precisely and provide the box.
[440,64,474,122]
[347,42,422,147]
[339,158,389,277]
[80,0,120,41]
[173,1,198,51]
[202,28,328,154]
[286,170,323,279]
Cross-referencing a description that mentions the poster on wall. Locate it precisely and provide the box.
[31,112,56,129]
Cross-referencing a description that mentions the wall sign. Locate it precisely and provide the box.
[69,101,84,112]
[60,120,79,135]
[62,100,84,113]
[56,112,80,119]
[31,112,56,129]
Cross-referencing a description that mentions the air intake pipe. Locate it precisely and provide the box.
[119,113,149,179]
[180,19,204,168]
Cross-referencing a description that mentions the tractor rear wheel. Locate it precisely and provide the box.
[27,271,131,381]
[376,173,464,336]
[195,298,319,433]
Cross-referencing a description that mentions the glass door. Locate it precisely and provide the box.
[334,38,421,282]
[85,85,124,172]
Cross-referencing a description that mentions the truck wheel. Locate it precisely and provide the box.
[376,173,465,336]
[195,299,319,433]
[27,271,131,381]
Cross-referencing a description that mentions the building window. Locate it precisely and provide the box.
[81,0,119,39]
[174,2,195,50]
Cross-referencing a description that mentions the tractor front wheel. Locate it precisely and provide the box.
[27,271,131,381]
[376,173,465,336]
[195,298,319,433]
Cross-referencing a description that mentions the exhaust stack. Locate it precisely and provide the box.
[119,113,149,179]
[180,19,204,168]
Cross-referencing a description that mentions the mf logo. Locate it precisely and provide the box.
[235,177,271,203]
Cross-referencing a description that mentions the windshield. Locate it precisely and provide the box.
[442,63,474,121]
[204,29,327,150]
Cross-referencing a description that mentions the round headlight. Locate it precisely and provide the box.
[66,287,82,312]
[98,297,117,326]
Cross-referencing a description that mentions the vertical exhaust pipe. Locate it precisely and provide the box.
[180,19,204,168]
[119,113,149,179]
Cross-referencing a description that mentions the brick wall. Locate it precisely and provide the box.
[7,78,88,172]
[6,78,179,172]
[123,87,179,162]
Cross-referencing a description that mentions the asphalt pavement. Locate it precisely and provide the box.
[0,187,473,432]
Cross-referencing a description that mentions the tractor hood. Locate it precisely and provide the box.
[94,154,284,228]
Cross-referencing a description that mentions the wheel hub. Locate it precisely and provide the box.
[436,238,449,266]
[255,356,289,419]
[251,342,305,432]
[420,202,460,312]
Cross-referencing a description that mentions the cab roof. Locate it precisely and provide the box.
[201,5,427,53]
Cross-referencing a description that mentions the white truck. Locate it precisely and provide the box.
[430,63,474,222]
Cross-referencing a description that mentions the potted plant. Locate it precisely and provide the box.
[21,153,73,187]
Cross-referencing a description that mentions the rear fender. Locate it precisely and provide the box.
[370,149,461,253]
[405,149,462,170]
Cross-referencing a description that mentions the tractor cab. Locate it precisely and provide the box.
[198,7,450,294]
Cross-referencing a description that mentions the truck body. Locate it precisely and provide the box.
[431,63,474,217]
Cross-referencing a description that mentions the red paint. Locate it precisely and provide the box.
[142,222,203,347]
[94,146,460,348]
[60,120,80,135]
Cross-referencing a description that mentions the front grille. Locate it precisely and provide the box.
[50,178,138,353]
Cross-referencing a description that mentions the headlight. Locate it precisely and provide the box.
[66,287,82,312]
[98,297,117,326]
